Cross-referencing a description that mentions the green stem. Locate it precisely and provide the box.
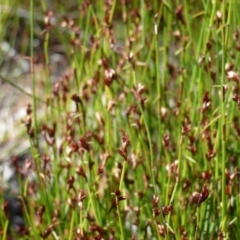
[220,0,229,232]
[117,203,124,240]
[132,69,156,193]
[30,0,39,150]
[119,160,127,191]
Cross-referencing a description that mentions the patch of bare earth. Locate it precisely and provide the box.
[0,41,68,191]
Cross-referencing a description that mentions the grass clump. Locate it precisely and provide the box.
[1,1,240,239]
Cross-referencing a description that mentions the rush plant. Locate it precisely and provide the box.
[1,1,240,240]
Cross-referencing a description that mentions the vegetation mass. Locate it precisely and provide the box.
[0,1,240,239]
